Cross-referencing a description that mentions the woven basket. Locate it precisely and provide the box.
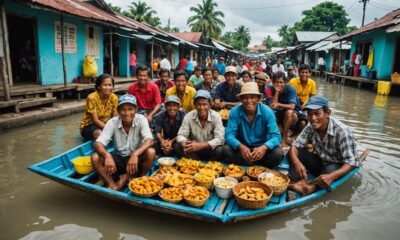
[158,187,184,204]
[233,181,272,209]
[258,170,290,196]
[184,186,210,207]
[391,72,400,84]
[246,166,268,180]
[166,174,196,188]
[194,171,218,190]
[128,177,163,198]
[223,166,245,180]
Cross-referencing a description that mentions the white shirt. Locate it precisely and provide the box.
[236,65,248,74]
[160,58,171,70]
[318,57,325,66]
[96,115,153,157]
[272,64,285,73]
[355,54,362,65]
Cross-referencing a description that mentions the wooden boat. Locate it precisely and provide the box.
[28,141,365,223]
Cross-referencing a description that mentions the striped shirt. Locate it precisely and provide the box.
[293,117,360,167]
[96,115,153,157]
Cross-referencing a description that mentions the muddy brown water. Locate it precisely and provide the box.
[1,78,400,240]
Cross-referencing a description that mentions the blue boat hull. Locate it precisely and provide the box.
[28,141,360,223]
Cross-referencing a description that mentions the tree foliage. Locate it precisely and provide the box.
[187,0,225,39]
[262,35,283,50]
[107,3,122,14]
[220,25,251,52]
[124,1,161,27]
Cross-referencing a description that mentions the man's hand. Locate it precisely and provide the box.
[294,161,307,179]
[104,153,116,175]
[146,114,153,123]
[270,102,279,109]
[127,155,139,176]
[274,85,282,93]
[251,145,268,161]
[315,173,336,188]
[183,141,205,153]
[239,144,253,163]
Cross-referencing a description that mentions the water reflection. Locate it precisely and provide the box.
[20,224,102,240]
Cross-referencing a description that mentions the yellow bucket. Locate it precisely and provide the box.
[377,81,391,95]
[73,156,93,175]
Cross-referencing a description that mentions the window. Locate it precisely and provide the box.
[86,25,100,58]
[55,22,77,53]
[356,41,372,65]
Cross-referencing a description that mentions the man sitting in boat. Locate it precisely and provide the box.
[223,82,283,168]
[265,71,307,146]
[288,96,360,195]
[175,90,225,161]
[91,94,156,190]
[153,96,186,156]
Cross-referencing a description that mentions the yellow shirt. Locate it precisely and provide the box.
[166,86,196,113]
[80,91,118,130]
[288,77,317,105]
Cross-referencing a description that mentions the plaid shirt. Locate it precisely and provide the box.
[293,116,360,167]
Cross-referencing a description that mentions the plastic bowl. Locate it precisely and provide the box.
[213,176,238,199]
[72,156,93,175]
[157,157,176,167]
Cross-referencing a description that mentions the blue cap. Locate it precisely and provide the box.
[194,90,212,100]
[304,96,329,110]
[118,94,137,107]
[165,95,181,105]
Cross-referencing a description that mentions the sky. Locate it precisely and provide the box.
[104,0,399,46]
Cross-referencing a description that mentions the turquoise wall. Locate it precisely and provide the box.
[137,41,146,66]
[5,0,104,85]
[325,52,331,71]
[118,37,129,77]
[350,29,400,79]
[174,47,180,68]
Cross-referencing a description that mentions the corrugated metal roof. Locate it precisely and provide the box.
[316,42,351,51]
[306,41,331,51]
[170,32,203,43]
[336,8,400,41]
[295,31,337,42]
[30,0,135,28]
[211,40,227,52]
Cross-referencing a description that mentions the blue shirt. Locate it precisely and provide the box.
[154,109,186,139]
[214,81,241,102]
[215,62,226,75]
[265,85,301,112]
[195,80,218,98]
[225,103,282,150]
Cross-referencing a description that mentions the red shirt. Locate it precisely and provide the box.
[154,79,175,103]
[180,58,188,70]
[128,82,162,110]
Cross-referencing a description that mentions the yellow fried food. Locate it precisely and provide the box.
[247,166,267,178]
[237,186,268,201]
[176,158,202,168]
[179,164,199,175]
[203,161,224,173]
[159,187,184,201]
[223,164,245,177]
[164,173,195,187]
[195,169,218,182]
[158,166,179,175]
[259,172,287,186]
[184,186,209,201]
[129,176,163,194]
[219,109,230,119]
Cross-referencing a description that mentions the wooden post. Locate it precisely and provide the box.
[60,14,67,87]
[110,33,113,77]
[338,41,342,75]
[151,40,154,80]
[1,3,12,100]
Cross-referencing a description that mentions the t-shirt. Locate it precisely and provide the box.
[355,54,362,65]
[214,81,241,103]
[160,58,171,70]
[318,57,325,66]
[166,86,197,112]
[189,75,203,86]
[128,82,162,110]
[154,79,175,103]
[215,62,226,75]
[265,85,301,112]
[272,64,285,73]
[129,53,137,66]
[288,77,317,105]
[179,58,188,70]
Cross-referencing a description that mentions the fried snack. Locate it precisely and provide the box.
[219,109,230,119]
[159,187,184,202]
[246,166,267,178]
[223,164,245,178]
[184,186,209,201]
[179,164,199,175]
[176,158,202,168]
[157,166,179,175]
[237,186,268,201]
[195,169,218,182]
[203,161,224,174]
[163,173,196,187]
[259,172,287,186]
[129,176,163,196]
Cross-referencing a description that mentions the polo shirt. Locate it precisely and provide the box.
[265,85,301,112]
[189,75,204,86]
[154,109,185,139]
[215,62,226,75]
[154,79,175,103]
[289,77,317,105]
[214,81,241,103]
[166,86,196,113]
[128,82,161,110]
[96,115,153,157]
[225,103,281,150]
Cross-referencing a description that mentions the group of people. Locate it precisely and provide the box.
[79,58,360,196]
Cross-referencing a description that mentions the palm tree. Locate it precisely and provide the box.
[234,25,251,49]
[278,25,289,38]
[124,1,159,27]
[187,0,225,39]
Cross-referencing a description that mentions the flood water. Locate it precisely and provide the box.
[1,78,400,240]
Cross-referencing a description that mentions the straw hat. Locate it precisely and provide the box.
[237,82,261,97]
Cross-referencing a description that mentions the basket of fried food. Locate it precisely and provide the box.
[246,166,267,180]
[129,176,163,198]
[158,187,184,204]
[233,181,272,209]
[176,158,203,168]
[179,164,200,175]
[258,170,290,196]
[163,173,196,188]
[194,169,219,189]
[219,109,230,120]
[152,166,179,181]
[183,186,210,207]
[223,164,245,180]
[203,161,224,176]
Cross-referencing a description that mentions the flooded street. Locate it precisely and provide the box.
[1,77,400,240]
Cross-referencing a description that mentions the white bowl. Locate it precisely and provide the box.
[157,157,176,167]
[213,176,238,199]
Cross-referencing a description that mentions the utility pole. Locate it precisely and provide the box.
[360,0,369,27]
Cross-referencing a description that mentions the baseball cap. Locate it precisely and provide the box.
[255,72,269,81]
[224,66,237,75]
[118,94,137,108]
[287,65,294,70]
[165,95,181,105]
[304,96,329,110]
[194,90,212,100]
[219,57,225,61]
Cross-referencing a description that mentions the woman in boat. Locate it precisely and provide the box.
[80,74,118,141]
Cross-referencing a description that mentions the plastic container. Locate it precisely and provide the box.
[377,81,391,95]
[213,176,238,199]
[72,156,93,174]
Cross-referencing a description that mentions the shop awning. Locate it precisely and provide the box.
[212,40,227,52]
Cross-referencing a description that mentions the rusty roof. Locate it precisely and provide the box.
[249,45,267,52]
[170,32,203,43]
[29,0,137,28]
[335,8,400,41]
